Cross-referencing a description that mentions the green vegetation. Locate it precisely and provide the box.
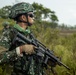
[0,2,76,75]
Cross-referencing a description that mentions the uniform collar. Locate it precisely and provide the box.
[14,24,31,35]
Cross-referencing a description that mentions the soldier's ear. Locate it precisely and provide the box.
[21,15,27,21]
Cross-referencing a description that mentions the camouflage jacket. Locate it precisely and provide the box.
[0,24,44,75]
[0,27,11,48]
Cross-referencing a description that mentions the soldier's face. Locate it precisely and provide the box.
[19,12,34,26]
[27,12,34,25]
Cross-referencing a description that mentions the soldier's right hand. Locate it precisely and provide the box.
[20,44,35,55]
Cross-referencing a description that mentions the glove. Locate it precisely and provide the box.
[20,44,35,55]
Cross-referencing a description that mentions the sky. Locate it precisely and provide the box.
[0,0,76,26]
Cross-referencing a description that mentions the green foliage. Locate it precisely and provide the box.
[32,2,58,23]
[32,2,51,20]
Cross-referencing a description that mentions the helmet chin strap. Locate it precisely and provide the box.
[17,20,28,24]
[17,14,32,26]
[25,14,32,26]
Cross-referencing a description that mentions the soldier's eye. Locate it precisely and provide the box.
[28,14,34,18]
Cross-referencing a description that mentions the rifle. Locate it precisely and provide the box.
[13,30,70,70]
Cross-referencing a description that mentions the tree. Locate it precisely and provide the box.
[32,2,58,23]
[32,2,58,28]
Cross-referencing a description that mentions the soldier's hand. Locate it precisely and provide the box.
[21,44,35,55]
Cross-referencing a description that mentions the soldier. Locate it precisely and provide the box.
[0,2,44,75]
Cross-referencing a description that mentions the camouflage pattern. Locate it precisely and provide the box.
[9,2,34,19]
[0,50,17,63]
[0,24,44,75]
[2,21,10,27]
[0,24,11,49]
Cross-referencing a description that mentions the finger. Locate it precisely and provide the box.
[34,46,38,49]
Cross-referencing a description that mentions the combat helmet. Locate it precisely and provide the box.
[9,2,34,19]
[2,21,9,27]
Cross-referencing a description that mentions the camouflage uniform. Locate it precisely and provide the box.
[2,21,10,34]
[0,24,44,75]
[0,21,11,48]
